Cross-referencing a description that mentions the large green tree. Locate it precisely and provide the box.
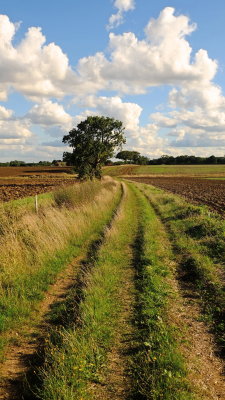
[62,116,126,179]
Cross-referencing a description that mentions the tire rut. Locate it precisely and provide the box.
[92,255,136,400]
[90,183,138,400]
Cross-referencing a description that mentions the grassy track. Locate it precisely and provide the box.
[0,179,121,358]
[38,183,139,399]
[37,182,200,400]
[1,179,224,399]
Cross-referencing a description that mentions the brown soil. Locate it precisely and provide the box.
[0,166,72,177]
[127,177,225,215]
[0,255,83,400]
[0,166,76,202]
[0,177,78,202]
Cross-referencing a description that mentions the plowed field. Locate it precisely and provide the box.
[127,177,225,215]
[0,166,72,177]
[0,166,75,202]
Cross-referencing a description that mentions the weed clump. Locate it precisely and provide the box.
[185,217,224,239]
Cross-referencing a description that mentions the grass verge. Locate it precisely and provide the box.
[136,182,225,356]
[129,183,195,400]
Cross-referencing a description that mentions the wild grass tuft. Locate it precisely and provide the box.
[53,180,102,208]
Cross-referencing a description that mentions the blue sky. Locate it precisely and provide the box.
[0,0,225,161]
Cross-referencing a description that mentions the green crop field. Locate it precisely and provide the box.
[103,163,225,176]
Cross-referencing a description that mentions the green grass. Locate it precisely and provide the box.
[0,179,121,359]
[1,191,54,214]
[103,164,225,176]
[37,183,197,400]
[137,183,225,354]
[129,183,195,400]
[38,183,139,400]
[2,179,222,398]
[203,177,225,180]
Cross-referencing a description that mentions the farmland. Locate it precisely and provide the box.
[127,176,225,215]
[0,168,224,400]
[104,164,225,215]
[0,166,74,202]
[103,163,225,177]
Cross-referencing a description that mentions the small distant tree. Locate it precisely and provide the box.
[9,160,26,166]
[116,150,140,163]
[116,150,149,165]
[62,116,125,180]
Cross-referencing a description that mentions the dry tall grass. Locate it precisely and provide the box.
[0,177,120,337]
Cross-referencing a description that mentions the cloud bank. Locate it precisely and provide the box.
[0,7,224,160]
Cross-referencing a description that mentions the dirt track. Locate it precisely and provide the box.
[127,177,225,215]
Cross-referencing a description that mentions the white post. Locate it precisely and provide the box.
[35,194,38,214]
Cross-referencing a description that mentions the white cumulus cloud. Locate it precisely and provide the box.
[108,0,135,29]
[81,8,218,95]
[0,105,13,119]
[0,119,32,140]
[0,15,80,101]
[27,101,73,129]
[0,8,225,159]
[76,95,142,131]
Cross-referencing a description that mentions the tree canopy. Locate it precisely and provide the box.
[62,116,125,179]
[116,150,149,165]
[116,150,140,163]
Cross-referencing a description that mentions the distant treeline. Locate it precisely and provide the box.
[0,160,65,167]
[148,154,225,165]
[1,154,225,167]
[114,151,225,165]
